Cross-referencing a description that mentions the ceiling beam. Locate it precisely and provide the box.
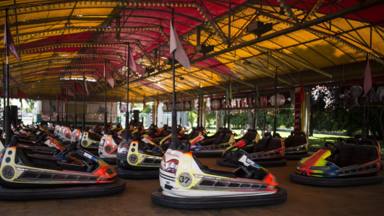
[124,0,381,87]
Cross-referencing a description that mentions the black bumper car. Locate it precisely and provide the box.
[191,128,235,157]
[284,130,309,160]
[218,130,286,168]
[117,133,162,179]
[290,138,383,187]
[0,137,125,200]
[152,142,287,209]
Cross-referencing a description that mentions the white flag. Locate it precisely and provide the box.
[129,50,137,72]
[84,82,89,95]
[103,63,114,88]
[170,21,191,69]
[4,10,20,61]
[107,76,115,88]
[67,88,74,97]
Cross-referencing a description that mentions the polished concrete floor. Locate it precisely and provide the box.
[0,159,383,216]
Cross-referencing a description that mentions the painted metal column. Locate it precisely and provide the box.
[82,72,86,131]
[363,26,373,138]
[103,60,107,129]
[3,9,11,145]
[216,110,223,128]
[226,80,232,130]
[171,9,177,144]
[152,100,158,125]
[273,71,278,136]
[302,90,311,136]
[56,97,60,124]
[74,100,77,128]
[201,97,206,128]
[125,43,130,132]
[64,100,67,125]
[252,86,259,130]
[197,94,203,127]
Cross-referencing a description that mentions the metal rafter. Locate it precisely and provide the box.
[134,0,380,83]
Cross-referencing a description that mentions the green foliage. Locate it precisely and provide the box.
[229,111,248,129]
[277,109,294,128]
[253,109,294,131]
[205,111,216,128]
[310,85,384,138]
[142,105,152,114]
[25,99,35,113]
[187,111,197,127]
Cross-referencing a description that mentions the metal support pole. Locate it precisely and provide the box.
[104,60,107,130]
[2,62,5,134]
[74,93,77,128]
[74,101,77,128]
[64,100,67,125]
[56,97,59,124]
[227,80,232,130]
[196,26,201,48]
[125,43,130,134]
[82,72,85,131]
[200,95,205,127]
[363,26,374,138]
[273,70,278,136]
[197,95,201,127]
[228,0,231,47]
[20,98,23,123]
[252,86,259,130]
[171,9,177,144]
[3,9,11,145]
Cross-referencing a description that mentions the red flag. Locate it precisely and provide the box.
[4,9,20,60]
[169,21,190,69]
[363,60,372,95]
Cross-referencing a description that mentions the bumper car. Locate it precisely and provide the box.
[0,136,125,200]
[11,125,65,152]
[53,125,61,137]
[13,132,65,154]
[98,133,121,164]
[151,142,287,209]
[191,128,235,157]
[218,130,286,168]
[57,126,73,145]
[290,138,383,187]
[284,130,309,160]
[117,132,162,179]
[79,130,101,154]
[116,126,194,179]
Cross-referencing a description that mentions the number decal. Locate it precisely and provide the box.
[178,172,192,187]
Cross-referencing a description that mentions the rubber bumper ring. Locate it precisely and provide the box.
[151,187,287,209]
[193,151,224,158]
[285,153,309,160]
[118,168,159,179]
[102,158,117,164]
[290,173,384,187]
[217,159,287,168]
[0,179,126,201]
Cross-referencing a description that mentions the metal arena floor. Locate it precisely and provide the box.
[0,159,383,216]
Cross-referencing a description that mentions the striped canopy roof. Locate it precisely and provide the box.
[0,0,383,101]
